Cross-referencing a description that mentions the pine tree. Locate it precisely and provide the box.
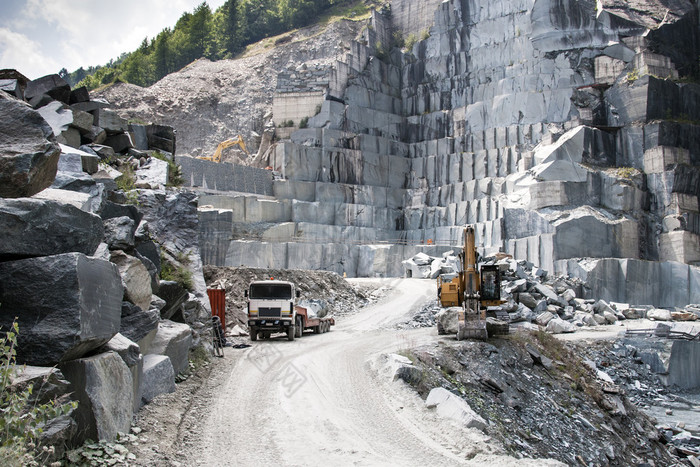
[221,0,241,56]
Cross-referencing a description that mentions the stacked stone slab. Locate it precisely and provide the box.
[0,77,209,448]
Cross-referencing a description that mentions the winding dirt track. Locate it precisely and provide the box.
[193,279,561,466]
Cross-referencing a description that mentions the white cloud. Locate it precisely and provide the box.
[1,1,228,79]
[0,27,61,78]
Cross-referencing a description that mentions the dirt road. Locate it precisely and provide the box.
[190,279,561,466]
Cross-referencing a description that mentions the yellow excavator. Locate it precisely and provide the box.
[197,135,249,163]
[437,225,505,339]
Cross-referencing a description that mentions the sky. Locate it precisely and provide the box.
[0,0,226,80]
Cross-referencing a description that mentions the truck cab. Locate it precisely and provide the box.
[247,280,300,341]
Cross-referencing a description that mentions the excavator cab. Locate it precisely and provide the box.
[480,265,501,303]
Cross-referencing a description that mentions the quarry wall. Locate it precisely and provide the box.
[180,0,700,306]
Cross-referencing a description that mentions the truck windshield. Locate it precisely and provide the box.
[249,283,292,300]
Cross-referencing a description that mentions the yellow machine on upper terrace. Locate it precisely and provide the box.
[197,135,249,163]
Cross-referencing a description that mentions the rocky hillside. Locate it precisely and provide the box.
[398,332,678,466]
[95,19,366,159]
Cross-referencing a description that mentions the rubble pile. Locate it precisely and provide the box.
[395,334,680,466]
[578,340,700,461]
[0,71,211,456]
[203,266,375,328]
[403,251,699,335]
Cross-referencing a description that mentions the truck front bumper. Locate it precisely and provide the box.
[248,318,293,332]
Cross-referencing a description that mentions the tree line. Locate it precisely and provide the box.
[60,0,349,90]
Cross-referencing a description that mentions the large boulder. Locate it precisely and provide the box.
[103,216,136,250]
[10,366,72,404]
[0,198,103,260]
[146,124,176,154]
[0,92,60,197]
[59,352,133,443]
[110,250,153,311]
[425,387,487,431]
[137,190,210,313]
[147,320,192,375]
[157,280,189,319]
[140,354,175,405]
[119,301,159,345]
[94,109,128,135]
[24,74,71,104]
[546,317,577,334]
[134,157,169,189]
[97,333,143,413]
[36,101,73,137]
[436,307,461,334]
[0,253,123,365]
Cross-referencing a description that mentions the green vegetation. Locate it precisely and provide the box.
[61,0,365,90]
[1,321,77,466]
[160,251,195,291]
[404,33,417,52]
[298,116,309,128]
[152,151,184,187]
[115,166,139,205]
[626,68,640,83]
[65,437,136,465]
[616,167,638,179]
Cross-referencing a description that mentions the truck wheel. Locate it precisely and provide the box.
[295,317,303,338]
[250,327,258,341]
[287,325,295,341]
[314,325,321,334]
[324,321,330,333]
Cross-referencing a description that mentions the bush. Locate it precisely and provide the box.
[404,33,417,52]
[298,116,309,129]
[152,151,183,187]
[1,320,77,466]
[160,252,194,291]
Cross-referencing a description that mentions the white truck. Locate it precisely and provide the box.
[246,280,334,341]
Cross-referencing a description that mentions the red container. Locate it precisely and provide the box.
[207,288,226,332]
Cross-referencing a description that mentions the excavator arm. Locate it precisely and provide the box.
[198,134,249,163]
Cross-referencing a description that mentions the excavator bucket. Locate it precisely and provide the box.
[456,303,488,341]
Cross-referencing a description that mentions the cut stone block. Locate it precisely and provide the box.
[94,109,128,135]
[25,74,71,104]
[60,144,99,174]
[103,216,136,250]
[659,231,700,264]
[0,92,60,197]
[425,387,487,431]
[0,253,122,365]
[148,320,192,375]
[119,301,159,347]
[59,351,133,443]
[0,197,103,260]
[110,250,153,311]
[643,146,690,174]
[141,354,175,405]
[37,100,73,137]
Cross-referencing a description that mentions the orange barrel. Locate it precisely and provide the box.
[207,289,226,332]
